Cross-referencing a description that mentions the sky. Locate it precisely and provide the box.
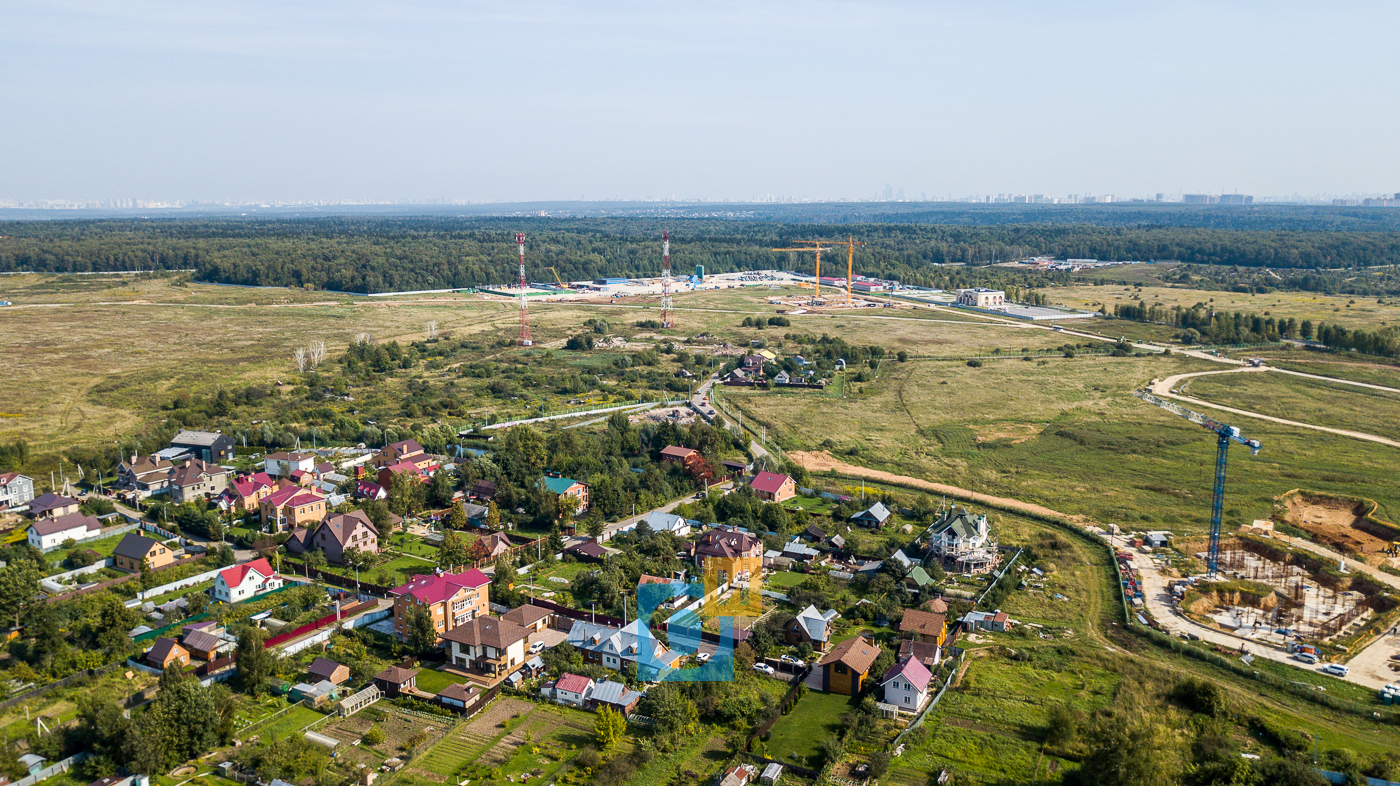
[3,1,1398,203]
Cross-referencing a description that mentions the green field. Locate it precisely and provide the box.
[763,690,857,768]
[242,705,326,741]
[412,668,472,695]
[1183,369,1400,441]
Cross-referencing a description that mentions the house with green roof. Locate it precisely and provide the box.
[538,474,589,513]
[904,565,936,592]
[922,507,998,574]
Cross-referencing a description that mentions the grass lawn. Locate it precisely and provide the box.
[242,705,325,740]
[764,570,808,589]
[412,668,472,694]
[763,691,857,768]
[139,579,215,607]
[384,532,440,559]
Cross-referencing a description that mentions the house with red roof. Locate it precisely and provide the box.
[356,480,388,501]
[749,471,795,502]
[550,673,595,707]
[258,484,327,530]
[220,472,276,513]
[389,569,490,644]
[286,510,379,565]
[213,557,284,603]
[377,460,436,492]
[880,656,932,713]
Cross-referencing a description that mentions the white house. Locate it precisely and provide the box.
[212,558,283,603]
[441,615,529,677]
[642,510,692,538]
[955,288,1005,309]
[264,451,317,477]
[880,656,932,713]
[922,507,997,574]
[552,673,594,707]
[27,513,101,551]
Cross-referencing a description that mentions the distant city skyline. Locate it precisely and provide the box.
[3,2,1398,203]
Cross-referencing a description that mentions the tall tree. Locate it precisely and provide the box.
[594,706,626,749]
[235,627,277,696]
[438,531,469,571]
[404,602,438,653]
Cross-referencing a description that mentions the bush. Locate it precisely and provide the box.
[967,359,983,368]
[363,726,385,746]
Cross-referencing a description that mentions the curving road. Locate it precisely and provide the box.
[1148,366,1400,448]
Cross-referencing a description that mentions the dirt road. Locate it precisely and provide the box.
[1149,367,1400,448]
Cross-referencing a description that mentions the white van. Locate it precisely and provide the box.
[1322,663,1350,677]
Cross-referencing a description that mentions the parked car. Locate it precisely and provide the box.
[779,655,802,665]
[753,663,776,676]
[694,652,711,664]
[529,641,545,654]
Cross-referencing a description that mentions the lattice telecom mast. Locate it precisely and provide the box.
[516,232,532,346]
[661,230,674,328]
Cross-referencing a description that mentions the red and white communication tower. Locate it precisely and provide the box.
[516,232,532,346]
[660,230,674,328]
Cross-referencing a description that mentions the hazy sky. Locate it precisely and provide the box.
[4,1,1397,202]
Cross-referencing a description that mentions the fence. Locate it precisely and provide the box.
[972,549,1022,609]
[13,752,89,786]
[0,665,121,714]
[262,600,382,649]
[132,581,302,643]
[745,666,812,754]
[44,552,205,605]
[39,523,139,553]
[529,598,626,629]
[44,558,114,587]
[124,564,226,606]
[891,651,964,748]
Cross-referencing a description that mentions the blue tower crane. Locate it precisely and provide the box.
[1133,389,1262,577]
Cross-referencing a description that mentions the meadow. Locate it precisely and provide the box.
[1182,370,1400,442]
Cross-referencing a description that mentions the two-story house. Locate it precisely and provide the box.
[692,526,763,586]
[880,656,932,714]
[116,457,174,498]
[0,473,35,510]
[817,636,881,696]
[898,609,948,647]
[749,471,796,502]
[566,620,684,680]
[167,459,230,504]
[212,557,283,602]
[112,532,176,572]
[389,569,490,643]
[258,485,327,530]
[376,439,432,471]
[286,510,379,564]
[785,605,840,651]
[219,472,277,513]
[922,507,997,574]
[27,492,81,520]
[441,615,529,676]
[169,430,236,463]
[264,451,317,477]
[538,474,589,513]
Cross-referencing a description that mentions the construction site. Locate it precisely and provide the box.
[1279,491,1400,568]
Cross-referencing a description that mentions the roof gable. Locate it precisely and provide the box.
[219,558,274,588]
[750,471,792,494]
[881,656,932,692]
[113,532,165,560]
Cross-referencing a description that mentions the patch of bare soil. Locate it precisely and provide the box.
[464,698,534,736]
[1284,494,1393,560]
[971,423,1042,444]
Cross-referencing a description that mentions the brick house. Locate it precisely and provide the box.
[286,510,379,565]
[167,459,230,504]
[259,485,327,530]
[538,475,589,513]
[442,615,530,676]
[749,471,795,502]
[692,526,763,585]
[389,569,491,643]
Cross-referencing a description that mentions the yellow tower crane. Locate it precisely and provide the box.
[829,236,866,305]
[772,241,832,303]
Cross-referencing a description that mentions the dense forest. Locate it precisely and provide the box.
[4,212,1400,294]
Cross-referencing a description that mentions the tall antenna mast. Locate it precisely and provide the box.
[661,230,674,328]
[517,232,532,346]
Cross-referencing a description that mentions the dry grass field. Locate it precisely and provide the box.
[1182,370,1400,442]
[1040,281,1400,331]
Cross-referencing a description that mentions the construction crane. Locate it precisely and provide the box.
[1133,389,1261,577]
[547,267,565,288]
[829,236,866,305]
[772,241,832,303]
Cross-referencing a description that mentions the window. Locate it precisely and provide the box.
[835,663,848,675]
[904,696,910,704]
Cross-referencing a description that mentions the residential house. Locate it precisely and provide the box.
[659,446,702,472]
[377,461,431,492]
[376,439,430,470]
[781,539,825,568]
[922,597,949,614]
[588,679,642,715]
[309,657,351,686]
[565,541,609,563]
[960,610,1011,633]
[220,472,276,513]
[286,510,379,564]
[169,430,236,463]
[904,566,936,593]
[181,628,223,661]
[146,638,190,670]
[0,473,35,510]
[502,604,553,633]
[741,355,765,373]
[880,657,932,714]
[264,451,317,477]
[817,637,881,696]
[436,682,484,711]
[566,620,684,679]
[470,480,497,501]
[749,471,795,502]
[481,532,513,559]
[27,513,101,551]
[718,764,758,786]
[356,480,387,501]
[389,569,491,642]
[692,526,763,585]
[27,492,81,519]
[922,507,997,574]
[112,533,175,572]
[772,370,790,385]
[372,666,418,698]
[552,673,594,707]
[850,501,893,529]
[259,484,328,530]
[641,510,691,537]
[442,615,529,676]
[116,457,174,498]
[212,558,283,603]
[538,474,589,513]
[899,609,948,646]
[785,605,839,651]
[897,639,943,669]
[167,459,230,504]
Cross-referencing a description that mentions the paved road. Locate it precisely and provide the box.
[108,496,257,561]
[1150,367,1400,448]
[577,481,736,545]
[483,400,667,431]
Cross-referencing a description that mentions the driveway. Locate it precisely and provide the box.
[526,626,568,653]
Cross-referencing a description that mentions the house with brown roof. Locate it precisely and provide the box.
[181,628,223,661]
[146,637,190,670]
[376,439,431,470]
[565,540,609,563]
[749,471,795,502]
[112,532,176,572]
[441,615,530,676]
[167,459,230,504]
[817,636,881,696]
[308,657,351,685]
[27,492,81,520]
[692,526,763,585]
[898,609,948,647]
[27,513,101,551]
[117,457,174,498]
[372,666,418,697]
[897,639,943,669]
[470,480,497,501]
[286,510,379,564]
[659,446,703,472]
[482,532,513,559]
[501,604,553,633]
[389,569,491,643]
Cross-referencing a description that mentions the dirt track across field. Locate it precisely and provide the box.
[789,450,1075,522]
